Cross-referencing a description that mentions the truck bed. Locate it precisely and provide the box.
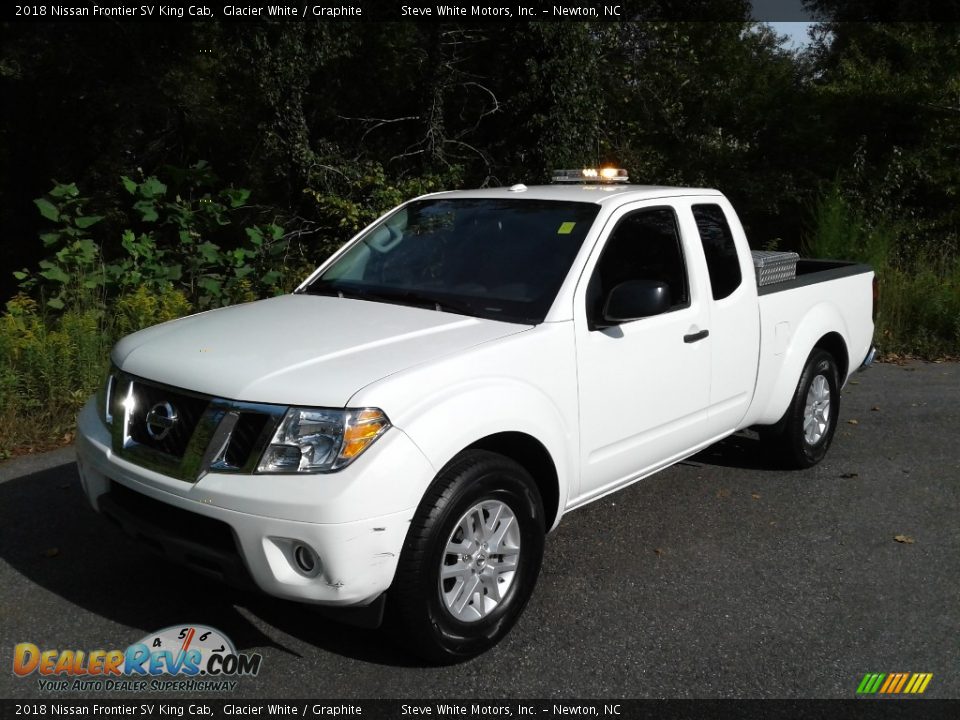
[745,260,875,428]
[756,259,873,296]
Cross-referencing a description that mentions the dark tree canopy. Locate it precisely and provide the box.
[1,16,958,298]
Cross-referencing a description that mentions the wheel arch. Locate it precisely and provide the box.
[466,431,561,531]
[760,333,848,429]
[383,378,574,533]
[752,302,852,426]
[813,331,849,385]
[758,343,843,469]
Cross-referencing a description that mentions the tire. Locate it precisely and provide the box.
[389,449,545,664]
[762,348,841,469]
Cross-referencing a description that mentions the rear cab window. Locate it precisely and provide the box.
[691,203,742,300]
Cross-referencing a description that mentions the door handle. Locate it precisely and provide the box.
[684,329,710,343]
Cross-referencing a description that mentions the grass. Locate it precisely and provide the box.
[873,260,960,358]
[0,287,190,459]
[806,186,960,359]
[0,296,106,458]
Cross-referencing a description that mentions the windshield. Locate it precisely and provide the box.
[301,198,600,324]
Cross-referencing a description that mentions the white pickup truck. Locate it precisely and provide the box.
[76,173,875,662]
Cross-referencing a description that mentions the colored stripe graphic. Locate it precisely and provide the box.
[857,673,932,695]
[885,673,907,693]
[857,673,885,694]
[893,673,910,693]
[906,673,933,693]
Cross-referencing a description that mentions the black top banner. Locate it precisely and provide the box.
[6,0,960,23]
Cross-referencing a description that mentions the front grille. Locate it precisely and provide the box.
[223,412,271,469]
[109,370,284,481]
[128,380,209,459]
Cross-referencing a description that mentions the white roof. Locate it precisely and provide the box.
[426,184,723,205]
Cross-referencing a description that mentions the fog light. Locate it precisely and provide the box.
[293,543,319,575]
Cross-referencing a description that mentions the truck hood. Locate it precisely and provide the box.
[112,294,530,406]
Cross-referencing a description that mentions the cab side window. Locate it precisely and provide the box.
[692,203,742,300]
[586,207,689,325]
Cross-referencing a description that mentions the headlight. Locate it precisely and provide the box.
[257,407,390,473]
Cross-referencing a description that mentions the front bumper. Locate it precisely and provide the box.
[75,398,436,606]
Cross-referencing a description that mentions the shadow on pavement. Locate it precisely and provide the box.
[687,431,785,471]
[0,460,422,667]
[2,434,787,668]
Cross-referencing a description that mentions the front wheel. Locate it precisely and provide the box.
[389,450,545,664]
[762,348,841,469]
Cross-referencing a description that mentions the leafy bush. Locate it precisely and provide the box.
[113,285,193,337]
[1,161,307,457]
[118,165,292,308]
[17,164,300,312]
[13,183,105,311]
[804,182,892,268]
[806,184,960,358]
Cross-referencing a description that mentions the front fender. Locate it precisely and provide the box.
[356,376,575,532]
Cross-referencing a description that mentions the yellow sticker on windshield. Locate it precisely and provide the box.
[557,222,576,235]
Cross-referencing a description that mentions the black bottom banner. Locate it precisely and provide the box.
[1,699,957,720]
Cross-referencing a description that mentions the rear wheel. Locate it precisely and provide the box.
[762,348,841,469]
[390,450,545,663]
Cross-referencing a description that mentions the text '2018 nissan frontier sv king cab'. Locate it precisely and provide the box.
[76,169,876,662]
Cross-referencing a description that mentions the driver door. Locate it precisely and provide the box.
[573,204,712,504]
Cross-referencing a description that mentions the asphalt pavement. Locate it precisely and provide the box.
[1,360,957,699]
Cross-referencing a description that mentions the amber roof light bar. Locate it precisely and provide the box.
[552,168,630,184]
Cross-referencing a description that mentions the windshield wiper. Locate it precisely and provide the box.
[386,290,478,317]
[302,284,477,317]
[300,284,391,302]
[299,285,340,297]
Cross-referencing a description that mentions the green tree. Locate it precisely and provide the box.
[807,22,960,262]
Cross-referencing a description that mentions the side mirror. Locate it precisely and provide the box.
[601,280,672,325]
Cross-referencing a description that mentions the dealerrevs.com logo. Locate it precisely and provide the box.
[13,625,262,692]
